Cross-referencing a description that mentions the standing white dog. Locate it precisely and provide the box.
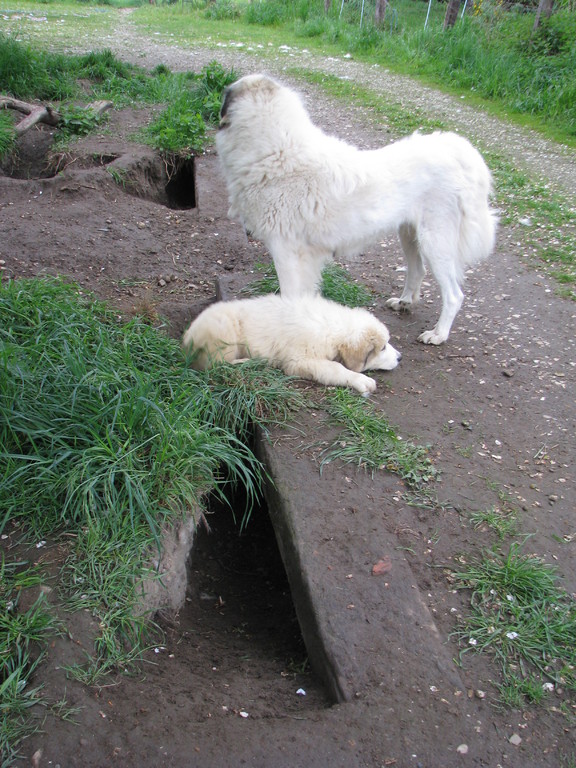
[215,74,498,345]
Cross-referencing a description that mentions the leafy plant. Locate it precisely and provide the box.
[57,104,106,139]
[143,61,237,153]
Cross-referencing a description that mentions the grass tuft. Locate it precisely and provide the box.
[0,557,60,764]
[453,541,576,705]
[0,275,304,660]
[320,388,438,487]
[242,261,375,308]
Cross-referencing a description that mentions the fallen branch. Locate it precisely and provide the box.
[0,96,61,135]
[0,96,113,136]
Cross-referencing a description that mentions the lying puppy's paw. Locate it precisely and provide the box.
[352,373,377,395]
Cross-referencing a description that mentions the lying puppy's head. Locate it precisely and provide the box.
[219,74,281,129]
[337,327,401,373]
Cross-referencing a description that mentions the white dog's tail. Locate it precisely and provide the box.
[454,137,498,273]
[458,195,498,273]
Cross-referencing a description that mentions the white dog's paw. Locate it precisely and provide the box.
[418,329,447,345]
[352,374,377,395]
[386,297,412,313]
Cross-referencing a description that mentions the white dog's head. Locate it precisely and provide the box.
[219,74,282,129]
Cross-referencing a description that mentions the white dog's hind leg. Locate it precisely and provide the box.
[418,263,463,345]
[284,359,377,395]
[386,224,425,312]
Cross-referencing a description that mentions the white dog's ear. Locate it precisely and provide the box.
[219,88,233,128]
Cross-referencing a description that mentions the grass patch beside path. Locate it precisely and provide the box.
[320,388,438,488]
[0,34,235,159]
[453,542,576,709]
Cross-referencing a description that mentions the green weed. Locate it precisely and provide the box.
[142,61,237,153]
[320,388,438,487]
[56,104,107,139]
[242,261,375,308]
[453,542,576,706]
[0,557,59,764]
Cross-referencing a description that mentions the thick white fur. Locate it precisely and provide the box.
[182,294,401,395]
[215,74,498,345]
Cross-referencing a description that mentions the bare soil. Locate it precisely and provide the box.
[1,26,576,768]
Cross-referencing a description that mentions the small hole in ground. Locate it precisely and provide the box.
[181,490,329,714]
[93,153,120,166]
[165,156,196,210]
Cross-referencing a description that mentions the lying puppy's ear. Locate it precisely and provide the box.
[337,330,386,373]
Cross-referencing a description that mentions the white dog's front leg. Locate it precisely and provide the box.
[269,239,330,298]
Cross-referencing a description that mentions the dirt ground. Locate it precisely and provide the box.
[1,27,576,768]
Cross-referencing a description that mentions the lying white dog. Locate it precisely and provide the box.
[182,294,401,395]
[215,74,498,345]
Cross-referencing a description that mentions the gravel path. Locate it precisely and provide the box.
[98,10,576,199]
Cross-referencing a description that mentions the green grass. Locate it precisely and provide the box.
[453,542,576,707]
[0,275,304,756]
[290,68,447,136]
[0,558,60,766]
[0,111,15,161]
[124,0,576,142]
[0,277,304,686]
[0,34,234,156]
[140,61,237,154]
[485,151,576,299]
[466,505,518,540]
[320,388,438,488]
[242,261,375,307]
[2,0,574,143]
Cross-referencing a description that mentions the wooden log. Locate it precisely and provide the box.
[0,96,61,135]
[0,96,112,136]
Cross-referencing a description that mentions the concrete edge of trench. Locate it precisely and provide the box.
[254,423,466,706]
